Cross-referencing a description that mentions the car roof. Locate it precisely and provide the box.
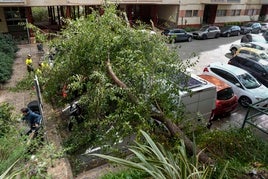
[237,46,264,54]
[249,42,268,48]
[233,53,265,62]
[233,53,259,60]
[198,74,231,91]
[208,62,248,76]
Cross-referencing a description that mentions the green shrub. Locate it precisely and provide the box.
[0,33,18,56]
[0,33,18,83]
[197,128,268,178]
[0,103,26,175]
[224,22,242,26]
[102,168,149,179]
[32,7,49,22]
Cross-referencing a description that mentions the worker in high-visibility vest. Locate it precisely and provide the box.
[25,54,34,74]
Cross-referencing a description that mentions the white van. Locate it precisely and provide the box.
[179,74,216,121]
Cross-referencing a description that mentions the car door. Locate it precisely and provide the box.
[207,27,216,38]
[230,26,236,36]
[175,29,186,41]
[210,68,244,98]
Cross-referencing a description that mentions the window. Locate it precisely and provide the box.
[237,73,260,89]
[246,9,257,16]
[239,50,250,55]
[230,9,241,16]
[217,87,234,100]
[235,10,241,16]
[193,10,198,17]
[185,10,198,17]
[185,10,192,17]
[211,68,240,86]
[244,61,254,68]
[252,64,265,73]
[217,10,227,17]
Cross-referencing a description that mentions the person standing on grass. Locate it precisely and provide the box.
[25,54,34,74]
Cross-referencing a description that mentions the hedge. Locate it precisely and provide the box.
[0,33,18,83]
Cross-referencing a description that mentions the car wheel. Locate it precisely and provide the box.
[202,34,207,40]
[226,33,230,37]
[230,47,237,55]
[239,96,252,107]
[187,36,192,42]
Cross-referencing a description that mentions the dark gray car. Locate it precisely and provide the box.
[220,25,241,37]
[162,28,193,42]
[192,25,221,40]
[240,22,261,34]
[228,53,268,88]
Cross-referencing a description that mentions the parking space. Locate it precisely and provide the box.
[172,35,268,132]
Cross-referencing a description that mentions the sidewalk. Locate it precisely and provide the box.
[0,43,73,178]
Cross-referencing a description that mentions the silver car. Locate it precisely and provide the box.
[192,25,221,40]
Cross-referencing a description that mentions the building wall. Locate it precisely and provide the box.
[178,4,203,27]
[0,0,266,30]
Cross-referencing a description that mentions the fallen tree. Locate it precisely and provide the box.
[41,4,213,166]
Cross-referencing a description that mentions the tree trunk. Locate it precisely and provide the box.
[106,59,214,164]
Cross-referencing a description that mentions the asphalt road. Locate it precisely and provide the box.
[172,35,241,74]
[171,35,268,136]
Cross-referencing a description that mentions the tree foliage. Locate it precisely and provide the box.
[43,5,201,157]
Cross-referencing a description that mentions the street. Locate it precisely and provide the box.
[171,35,261,131]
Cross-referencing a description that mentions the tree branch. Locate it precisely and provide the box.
[106,58,214,164]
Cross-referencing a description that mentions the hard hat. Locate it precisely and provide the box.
[27,54,31,57]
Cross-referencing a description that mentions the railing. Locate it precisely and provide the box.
[242,98,268,135]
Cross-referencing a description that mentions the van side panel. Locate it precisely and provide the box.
[180,75,216,121]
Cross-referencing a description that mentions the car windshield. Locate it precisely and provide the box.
[199,26,209,31]
[163,30,171,34]
[217,87,234,100]
[245,23,253,27]
[237,73,261,89]
[252,36,267,43]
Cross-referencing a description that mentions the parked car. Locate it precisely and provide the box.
[263,30,268,41]
[202,62,268,107]
[220,25,241,37]
[198,75,238,118]
[240,22,261,34]
[229,42,268,55]
[228,53,268,88]
[234,47,268,60]
[192,25,221,40]
[261,22,268,32]
[161,28,193,42]
[241,34,268,43]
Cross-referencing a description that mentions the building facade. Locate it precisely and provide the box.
[0,0,267,36]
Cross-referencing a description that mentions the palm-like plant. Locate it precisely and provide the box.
[92,130,225,179]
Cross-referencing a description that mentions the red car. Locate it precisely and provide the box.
[198,75,238,118]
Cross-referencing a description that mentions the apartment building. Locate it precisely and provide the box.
[0,0,267,38]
